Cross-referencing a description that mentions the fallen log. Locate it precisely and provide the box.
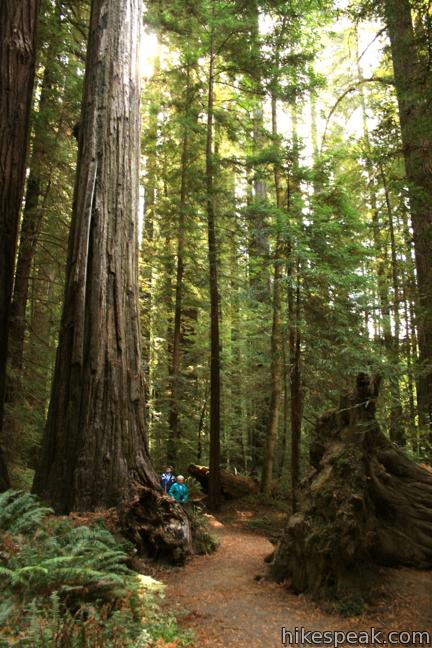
[188,464,259,499]
[271,373,432,603]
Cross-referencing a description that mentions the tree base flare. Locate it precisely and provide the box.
[271,373,432,602]
[118,484,192,565]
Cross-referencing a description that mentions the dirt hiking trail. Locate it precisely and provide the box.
[157,506,432,648]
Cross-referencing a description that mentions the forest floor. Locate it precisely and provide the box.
[153,499,432,648]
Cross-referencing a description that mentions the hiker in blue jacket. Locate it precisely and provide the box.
[169,475,189,504]
[160,466,176,493]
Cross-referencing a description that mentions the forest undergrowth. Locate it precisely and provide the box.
[0,490,194,648]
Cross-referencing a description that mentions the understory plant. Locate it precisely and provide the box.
[0,490,192,647]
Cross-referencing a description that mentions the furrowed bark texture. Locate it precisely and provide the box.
[271,373,432,602]
[384,0,432,433]
[33,0,191,560]
[0,0,41,489]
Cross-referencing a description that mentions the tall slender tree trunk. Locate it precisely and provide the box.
[0,0,41,490]
[230,238,247,470]
[6,56,57,400]
[261,93,283,495]
[402,267,418,446]
[167,66,192,466]
[380,166,405,445]
[246,1,271,474]
[384,0,432,434]
[290,262,303,512]
[278,314,290,477]
[206,34,222,511]
[400,205,420,441]
[140,55,159,431]
[288,104,303,512]
[32,0,190,559]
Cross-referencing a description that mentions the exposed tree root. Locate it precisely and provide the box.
[271,373,432,602]
[118,484,192,565]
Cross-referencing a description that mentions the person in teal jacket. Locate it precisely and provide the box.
[169,475,189,504]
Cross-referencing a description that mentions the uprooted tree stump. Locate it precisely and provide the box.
[188,464,259,499]
[271,373,432,603]
[118,484,191,565]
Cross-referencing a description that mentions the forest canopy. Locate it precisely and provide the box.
[1,0,432,548]
[1,0,432,642]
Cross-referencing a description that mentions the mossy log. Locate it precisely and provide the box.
[271,373,432,602]
[188,464,259,499]
[118,484,191,565]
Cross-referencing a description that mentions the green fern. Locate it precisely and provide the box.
[0,489,53,534]
[0,490,193,647]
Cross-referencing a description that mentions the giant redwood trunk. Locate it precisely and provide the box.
[271,373,432,603]
[32,0,190,560]
[0,0,41,489]
[383,0,432,435]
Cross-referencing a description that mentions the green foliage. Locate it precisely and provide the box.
[7,0,428,516]
[0,492,192,647]
[5,0,88,480]
[184,476,204,498]
[336,596,366,617]
[187,506,219,555]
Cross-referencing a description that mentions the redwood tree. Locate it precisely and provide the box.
[0,0,41,489]
[33,0,190,556]
[206,31,222,512]
[383,0,432,435]
[261,92,283,495]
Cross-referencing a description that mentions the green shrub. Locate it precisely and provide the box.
[186,505,219,555]
[0,490,192,647]
[184,476,203,499]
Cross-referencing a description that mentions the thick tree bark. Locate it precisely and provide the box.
[384,0,432,434]
[271,373,432,603]
[32,0,191,560]
[206,36,222,512]
[0,0,41,490]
